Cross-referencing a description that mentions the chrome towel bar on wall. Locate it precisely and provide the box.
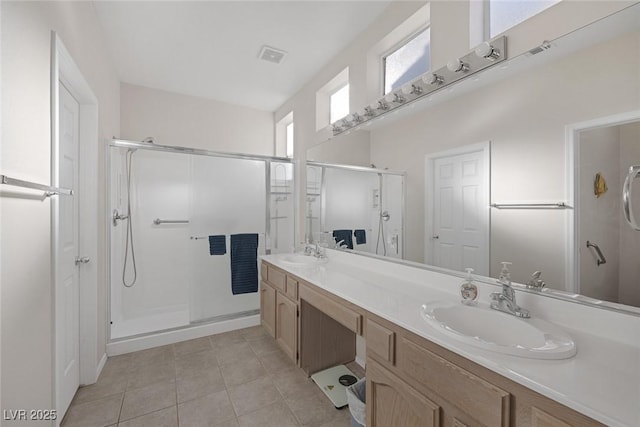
[1,174,73,197]
[153,218,189,225]
[490,202,567,209]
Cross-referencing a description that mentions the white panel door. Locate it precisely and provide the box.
[56,82,80,419]
[432,149,489,275]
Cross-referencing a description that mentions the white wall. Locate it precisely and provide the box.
[1,0,120,422]
[120,83,274,156]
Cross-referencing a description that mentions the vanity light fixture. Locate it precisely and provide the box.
[447,58,469,73]
[475,41,501,61]
[328,35,507,137]
[422,73,444,86]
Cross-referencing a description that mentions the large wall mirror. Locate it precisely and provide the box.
[306,3,640,314]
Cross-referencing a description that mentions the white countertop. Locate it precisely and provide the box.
[262,250,640,427]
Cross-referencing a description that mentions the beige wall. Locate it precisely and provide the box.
[120,83,274,156]
[1,1,120,421]
[277,0,638,287]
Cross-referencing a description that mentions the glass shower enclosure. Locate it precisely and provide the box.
[108,139,294,340]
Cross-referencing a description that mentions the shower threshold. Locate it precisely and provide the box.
[190,309,260,325]
[108,309,260,347]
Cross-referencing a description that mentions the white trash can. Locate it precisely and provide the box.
[345,377,366,427]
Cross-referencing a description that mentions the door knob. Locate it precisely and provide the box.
[75,256,90,265]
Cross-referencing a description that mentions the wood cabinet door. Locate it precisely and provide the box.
[276,292,298,362]
[367,360,440,427]
[260,281,276,338]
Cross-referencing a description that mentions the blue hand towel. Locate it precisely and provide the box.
[230,233,259,295]
[354,229,366,245]
[208,235,226,255]
[332,229,353,249]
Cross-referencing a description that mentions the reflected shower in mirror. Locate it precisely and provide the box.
[306,162,405,259]
[306,4,640,312]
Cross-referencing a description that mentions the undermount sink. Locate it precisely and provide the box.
[420,301,576,360]
[280,254,328,267]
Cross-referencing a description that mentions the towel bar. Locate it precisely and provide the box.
[1,174,73,197]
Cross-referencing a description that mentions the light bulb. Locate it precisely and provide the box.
[422,73,443,85]
[447,58,469,73]
[475,41,500,60]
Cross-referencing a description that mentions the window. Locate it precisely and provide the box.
[383,27,430,95]
[285,122,294,158]
[275,111,293,158]
[330,84,349,124]
[487,0,560,38]
[316,67,349,130]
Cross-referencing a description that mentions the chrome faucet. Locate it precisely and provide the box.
[490,262,530,318]
[334,239,349,250]
[303,242,326,258]
[525,271,545,290]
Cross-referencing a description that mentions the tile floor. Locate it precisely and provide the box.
[61,325,365,427]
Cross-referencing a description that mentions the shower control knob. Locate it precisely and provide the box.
[75,256,90,265]
[432,235,440,239]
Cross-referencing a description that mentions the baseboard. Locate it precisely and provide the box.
[106,314,260,356]
[96,352,107,379]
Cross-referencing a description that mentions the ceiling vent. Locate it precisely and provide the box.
[258,45,287,64]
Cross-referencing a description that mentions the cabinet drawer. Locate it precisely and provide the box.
[285,276,298,300]
[397,336,509,427]
[366,318,395,364]
[532,407,572,427]
[267,265,286,293]
[299,285,362,334]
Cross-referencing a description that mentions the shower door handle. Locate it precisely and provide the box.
[623,165,640,231]
[75,256,90,266]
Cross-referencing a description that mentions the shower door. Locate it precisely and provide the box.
[188,155,266,323]
[109,140,294,340]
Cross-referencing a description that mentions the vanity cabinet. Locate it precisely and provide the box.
[366,313,604,427]
[261,261,299,363]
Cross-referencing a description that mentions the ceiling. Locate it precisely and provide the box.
[93,1,392,112]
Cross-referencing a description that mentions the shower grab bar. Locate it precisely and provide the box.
[622,165,640,231]
[153,218,189,225]
[586,241,607,266]
[190,232,266,240]
[490,202,567,209]
[1,174,73,197]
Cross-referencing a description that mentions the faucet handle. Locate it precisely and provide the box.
[526,271,545,289]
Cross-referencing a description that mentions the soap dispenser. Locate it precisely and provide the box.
[460,268,478,305]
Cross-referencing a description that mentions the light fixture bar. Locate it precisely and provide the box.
[329,36,507,136]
